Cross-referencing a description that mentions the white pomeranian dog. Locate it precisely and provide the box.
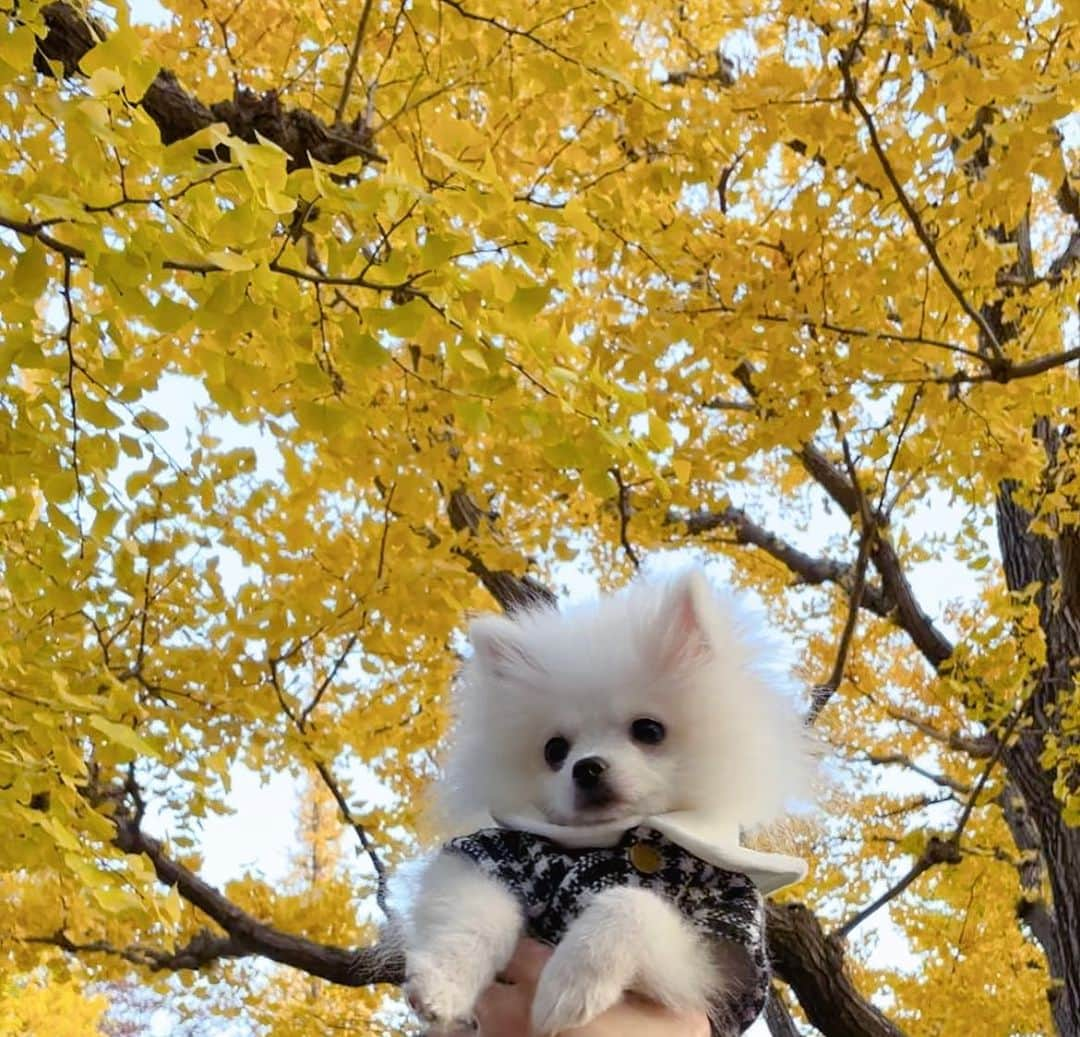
[403,569,809,1036]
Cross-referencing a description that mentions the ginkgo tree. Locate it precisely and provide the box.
[0,0,1078,1033]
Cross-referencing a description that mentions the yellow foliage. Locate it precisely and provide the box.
[0,972,106,1036]
[0,0,1077,1031]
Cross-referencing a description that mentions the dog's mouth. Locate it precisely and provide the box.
[571,808,629,825]
[551,798,636,827]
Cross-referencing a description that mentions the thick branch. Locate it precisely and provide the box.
[34,1,382,169]
[925,0,972,34]
[767,901,906,1037]
[944,346,1080,385]
[799,443,954,668]
[671,504,890,617]
[764,987,803,1037]
[111,815,402,986]
[447,488,559,613]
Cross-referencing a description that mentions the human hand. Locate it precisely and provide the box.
[430,938,711,1037]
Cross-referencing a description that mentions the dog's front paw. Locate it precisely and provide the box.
[530,947,626,1036]
[404,954,480,1030]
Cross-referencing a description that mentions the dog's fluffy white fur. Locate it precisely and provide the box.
[404,569,808,1034]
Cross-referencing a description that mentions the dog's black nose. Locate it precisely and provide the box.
[572,756,608,790]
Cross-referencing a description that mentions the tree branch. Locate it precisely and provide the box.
[764,986,803,1037]
[946,345,1080,385]
[0,215,420,294]
[670,504,891,617]
[26,928,247,972]
[798,441,955,669]
[808,471,875,724]
[335,0,377,122]
[767,901,907,1037]
[110,813,402,986]
[611,467,641,570]
[311,758,393,919]
[883,703,995,758]
[832,835,961,940]
[684,304,982,361]
[447,488,559,613]
[33,1,383,169]
[726,360,955,673]
[864,750,971,794]
[837,35,1005,364]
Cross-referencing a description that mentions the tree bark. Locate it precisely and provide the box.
[763,987,802,1037]
[996,478,1080,1035]
[33,1,381,169]
[767,902,904,1037]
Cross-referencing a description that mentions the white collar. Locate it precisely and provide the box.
[490,809,807,895]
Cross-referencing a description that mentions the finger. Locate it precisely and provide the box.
[496,938,553,985]
[474,982,529,1031]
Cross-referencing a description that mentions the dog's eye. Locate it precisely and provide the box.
[544,736,570,769]
[630,718,666,745]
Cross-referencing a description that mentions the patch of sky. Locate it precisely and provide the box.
[128,0,172,26]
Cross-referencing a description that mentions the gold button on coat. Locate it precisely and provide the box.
[629,843,664,874]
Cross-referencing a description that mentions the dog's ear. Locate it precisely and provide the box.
[653,569,713,672]
[468,614,541,680]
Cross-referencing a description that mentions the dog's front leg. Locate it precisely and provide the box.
[405,853,524,1029]
[531,886,719,1035]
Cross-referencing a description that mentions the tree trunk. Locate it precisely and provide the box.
[996,479,1080,1036]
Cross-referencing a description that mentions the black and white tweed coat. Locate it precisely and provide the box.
[445,824,770,1035]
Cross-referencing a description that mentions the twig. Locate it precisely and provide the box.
[832,834,961,939]
[60,254,85,552]
[335,0,377,122]
[611,467,641,570]
[879,701,995,758]
[807,417,877,724]
[837,46,1005,363]
[834,698,1028,941]
[680,308,987,362]
[311,759,392,919]
[807,528,871,724]
[702,397,755,412]
[877,387,922,514]
[298,483,393,726]
[950,701,1025,843]
[864,750,971,794]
